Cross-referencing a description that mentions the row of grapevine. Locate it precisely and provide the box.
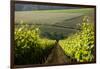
[14,23,55,65]
[60,22,95,62]
[14,17,95,64]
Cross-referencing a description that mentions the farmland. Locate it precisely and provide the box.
[14,8,95,65]
[15,8,94,39]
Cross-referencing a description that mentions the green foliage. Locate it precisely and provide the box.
[15,23,55,65]
[15,16,95,64]
[60,22,94,62]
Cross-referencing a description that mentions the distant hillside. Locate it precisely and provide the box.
[15,4,80,11]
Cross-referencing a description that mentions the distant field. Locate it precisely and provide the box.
[18,8,94,13]
[15,8,94,24]
[15,8,94,38]
[15,12,83,25]
[40,25,78,37]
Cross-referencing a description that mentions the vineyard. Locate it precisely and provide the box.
[14,8,95,65]
[15,23,55,64]
[14,20,95,65]
[60,22,95,62]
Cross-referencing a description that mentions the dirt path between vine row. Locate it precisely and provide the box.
[45,42,76,64]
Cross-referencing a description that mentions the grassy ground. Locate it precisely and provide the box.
[31,8,94,13]
[15,8,94,24]
[15,12,83,24]
[15,8,94,39]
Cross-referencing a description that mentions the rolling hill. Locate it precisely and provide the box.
[15,8,94,39]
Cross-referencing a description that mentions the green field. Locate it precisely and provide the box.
[15,8,94,24]
[14,8,95,65]
[15,12,83,25]
[15,8,94,39]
